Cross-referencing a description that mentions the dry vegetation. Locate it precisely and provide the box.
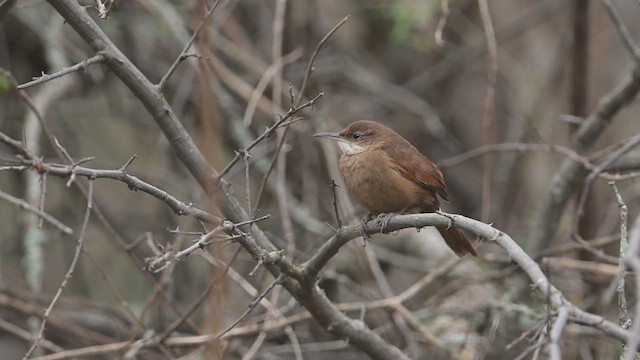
[2,0,640,359]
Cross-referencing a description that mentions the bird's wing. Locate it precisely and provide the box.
[387,146,449,201]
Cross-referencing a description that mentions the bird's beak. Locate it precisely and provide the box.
[312,131,343,141]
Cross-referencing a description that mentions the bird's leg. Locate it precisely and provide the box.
[359,213,373,246]
[378,207,409,233]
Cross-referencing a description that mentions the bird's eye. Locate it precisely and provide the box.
[352,133,362,140]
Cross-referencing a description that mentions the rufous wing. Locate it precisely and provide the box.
[387,145,449,201]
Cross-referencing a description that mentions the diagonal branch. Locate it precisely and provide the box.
[157,0,222,90]
[600,0,640,63]
[17,54,105,90]
[0,189,73,235]
[46,0,217,190]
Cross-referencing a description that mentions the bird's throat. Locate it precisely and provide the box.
[337,141,366,155]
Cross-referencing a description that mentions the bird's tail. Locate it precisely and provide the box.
[436,226,477,257]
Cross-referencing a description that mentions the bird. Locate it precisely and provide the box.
[313,120,477,257]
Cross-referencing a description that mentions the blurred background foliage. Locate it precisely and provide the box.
[1,0,640,358]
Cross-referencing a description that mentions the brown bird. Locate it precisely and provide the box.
[314,120,477,257]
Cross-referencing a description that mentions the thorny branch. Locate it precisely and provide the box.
[0,131,219,224]
[217,92,323,179]
[17,54,105,90]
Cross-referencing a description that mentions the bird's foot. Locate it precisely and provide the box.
[378,213,396,233]
[378,207,409,233]
[359,213,373,246]
[435,210,453,230]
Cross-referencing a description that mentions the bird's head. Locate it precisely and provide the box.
[313,120,397,155]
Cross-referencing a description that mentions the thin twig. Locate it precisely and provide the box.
[284,325,303,360]
[270,0,293,265]
[600,0,640,63]
[0,130,219,224]
[0,318,64,353]
[217,92,323,179]
[623,219,640,359]
[0,188,73,235]
[243,331,268,360]
[478,0,498,222]
[252,132,286,216]
[82,248,147,335]
[157,0,222,90]
[158,245,243,341]
[118,153,137,171]
[52,137,73,163]
[215,274,285,340]
[609,182,631,329]
[150,216,270,271]
[242,150,252,213]
[362,243,420,355]
[37,172,47,229]
[242,49,302,126]
[330,178,342,228]
[548,306,569,360]
[17,54,105,90]
[0,68,63,165]
[251,15,347,215]
[439,142,614,176]
[572,133,640,237]
[297,15,349,105]
[23,180,94,359]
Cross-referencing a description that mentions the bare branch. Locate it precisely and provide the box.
[548,306,569,360]
[623,216,640,359]
[600,0,640,63]
[157,0,222,90]
[301,212,630,343]
[439,142,596,171]
[297,15,350,105]
[610,182,630,324]
[572,133,640,236]
[215,274,285,340]
[0,188,73,235]
[0,318,64,354]
[217,92,323,179]
[330,178,342,228]
[477,0,498,222]
[17,54,105,90]
[0,130,219,224]
[23,180,94,359]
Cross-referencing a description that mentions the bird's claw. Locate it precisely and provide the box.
[435,210,453,230]
[359,214,373,246]
[379,212,396,233]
